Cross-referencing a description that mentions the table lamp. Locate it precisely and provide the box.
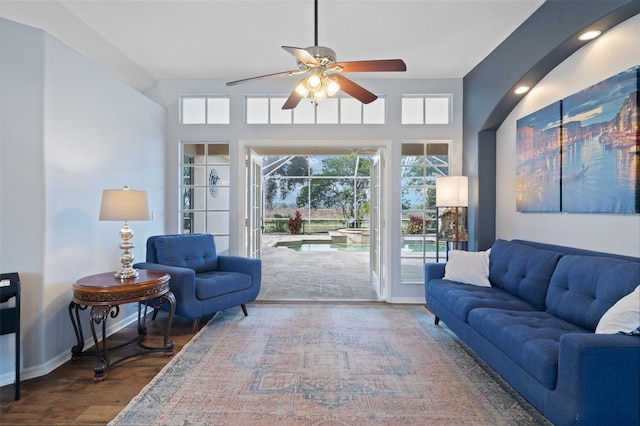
[436,176,469,241]
[99,186,150,279]
[436,176,468,208]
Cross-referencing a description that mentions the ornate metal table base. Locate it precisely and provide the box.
[68,270,174,382]
[69,294,175,381]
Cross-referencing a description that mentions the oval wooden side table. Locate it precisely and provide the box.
[68,269,175,382]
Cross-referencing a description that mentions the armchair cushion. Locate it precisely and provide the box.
[195,271,253,300]
[154,234,219,273]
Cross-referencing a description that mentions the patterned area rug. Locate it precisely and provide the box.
[110,304,549,425]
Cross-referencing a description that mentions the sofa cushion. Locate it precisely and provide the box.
[596,285,640,334]
[154,234,219,273]
[547,256,640,331]
[195,271,253,300]
[428,279,539,322]
[468,308,587,390]
[489,239,562,310]
[443,249,491,287]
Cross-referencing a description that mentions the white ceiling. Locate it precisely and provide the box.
[0,0,545,92]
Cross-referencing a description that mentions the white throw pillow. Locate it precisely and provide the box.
[595,286,640,334]
[443,249,491,287]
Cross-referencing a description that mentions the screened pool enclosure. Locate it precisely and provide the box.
[262,155,372,234]
[180,142,452,290]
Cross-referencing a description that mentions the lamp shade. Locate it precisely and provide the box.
[99,187,150,221]
[435,176,468,207]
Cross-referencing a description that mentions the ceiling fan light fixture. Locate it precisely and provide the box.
[325,75,340,96]
[295,82,310,97]
[313,88,328,103]
[226,0,406,109]
[307,73,322,89]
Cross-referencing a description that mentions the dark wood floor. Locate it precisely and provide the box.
[0,311,211,425]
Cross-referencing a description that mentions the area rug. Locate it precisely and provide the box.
[110,304,549,425]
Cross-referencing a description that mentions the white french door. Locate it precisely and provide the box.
[247,148,262,258]
[370,148,385,298]
[241,142,390,301]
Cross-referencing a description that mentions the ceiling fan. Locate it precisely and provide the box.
[226,0,407,110]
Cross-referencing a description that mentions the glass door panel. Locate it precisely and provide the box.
[180,142,230,253]
[400,142,449,284]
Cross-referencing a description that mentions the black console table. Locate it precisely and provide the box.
[0,272,21,401]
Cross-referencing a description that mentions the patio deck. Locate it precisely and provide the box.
[258,234,378,301]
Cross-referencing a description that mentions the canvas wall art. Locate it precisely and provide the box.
[516,65,639,214]
[516,101,562,212]
[561,66,639,213]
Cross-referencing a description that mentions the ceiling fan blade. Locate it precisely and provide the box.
[332,59,407,73]
[282,46,320,66]
[282,86,305,110]
[333,74,378,104]
[226,70,301,86]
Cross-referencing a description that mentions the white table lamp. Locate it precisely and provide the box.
[436,176,468,207]
[99,186,150,279]
[435,176,469,245]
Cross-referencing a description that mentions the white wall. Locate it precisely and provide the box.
[496,14,640,257]
[0,18,166,385]
[0,17,47,386]
[144,77,464,302]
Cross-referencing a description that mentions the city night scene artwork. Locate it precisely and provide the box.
[516,66,639,213]
[516,102,562,212]
[561,66,638,213]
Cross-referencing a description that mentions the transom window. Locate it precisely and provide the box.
[401,95,452,124]
[180,96,230,124]
[246,96,386,124]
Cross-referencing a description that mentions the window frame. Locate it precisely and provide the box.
[401,94,452,125]
[399,141,451,285]
[179,95,230,124]
[179,141,231,253]
[245,95,386,124]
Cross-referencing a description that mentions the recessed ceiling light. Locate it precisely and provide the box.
[578,30,602,41]
[514,86,530,95]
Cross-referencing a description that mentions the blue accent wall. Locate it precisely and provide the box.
[462,0,640,250]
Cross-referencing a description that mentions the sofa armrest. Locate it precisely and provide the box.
[425,262,446,282]
[548,333,640,425]
[218,255,262,285]
[134,262,197,304]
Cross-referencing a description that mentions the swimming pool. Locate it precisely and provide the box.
[401,241,444,253]
[276,241,370,252]
[275,240,445,253]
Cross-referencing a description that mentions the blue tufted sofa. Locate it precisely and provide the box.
[425,239,640,425]
[135,233,261,332]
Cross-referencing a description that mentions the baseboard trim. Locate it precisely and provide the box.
[0,310,141,387]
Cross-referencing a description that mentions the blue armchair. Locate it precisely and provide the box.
[134,233,261,332]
